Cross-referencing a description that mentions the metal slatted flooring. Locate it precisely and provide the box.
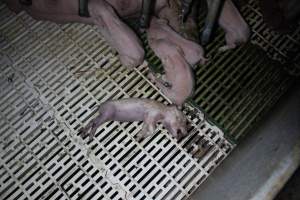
[0,3,233,200]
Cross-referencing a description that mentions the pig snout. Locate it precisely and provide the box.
[163,105,188,139]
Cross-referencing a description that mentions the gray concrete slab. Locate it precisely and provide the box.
[189,81,300,200]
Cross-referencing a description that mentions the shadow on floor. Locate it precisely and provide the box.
[275,167,300,200]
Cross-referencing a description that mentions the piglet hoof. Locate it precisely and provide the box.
[135,132,146,142]
[191,57,208,69]
[163,81,172,88]
[147,71,156,81]
[79,125,91,138]
[79,120,98,141]
[135,135,143,142]
[170,134,183,142]
[78,127,87,138]
[218,46,229,52]
[176,133,184,142]
[199,57,209,65]
[219,44,236,52]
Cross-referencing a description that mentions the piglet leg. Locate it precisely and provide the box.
[136,124,150,140]
[136,118,156,140]
[147,17,207,66]
[148,72,178,105]
[88,0,145,68]
[148,72,172,88]
[79,105,114,140]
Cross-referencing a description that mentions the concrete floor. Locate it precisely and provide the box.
[189,80,300,200]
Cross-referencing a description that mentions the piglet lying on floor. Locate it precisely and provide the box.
[147,18,196,107]
[147,39,195,107]
[5,0,204,69]
[218,0,250,51]
[79,98,188,140]
[148,18,207,66]
[4,0,149,68]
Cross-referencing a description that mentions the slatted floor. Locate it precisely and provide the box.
[143,0,299,141]
[0,2,233,200]
[193,0,299,140]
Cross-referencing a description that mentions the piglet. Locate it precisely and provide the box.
[147,38,195,107]
[88,0,145,68]
[157,0,199,42]
[79,98,188,140]
[5,0,145,68]
[147,17,207,66]
[218,0,250,51]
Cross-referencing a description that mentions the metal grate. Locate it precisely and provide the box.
[0,3,233,200]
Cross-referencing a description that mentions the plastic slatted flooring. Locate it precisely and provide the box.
[194,0,299,140]
[0,3,233,200]
[144,0,299,141]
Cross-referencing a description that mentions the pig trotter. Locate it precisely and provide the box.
[135,124,150,140]
[136,116,156,140]
[79,117,100,140]
[79,105,112,140]
[219,43,237,52]
[163,81,172,88]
